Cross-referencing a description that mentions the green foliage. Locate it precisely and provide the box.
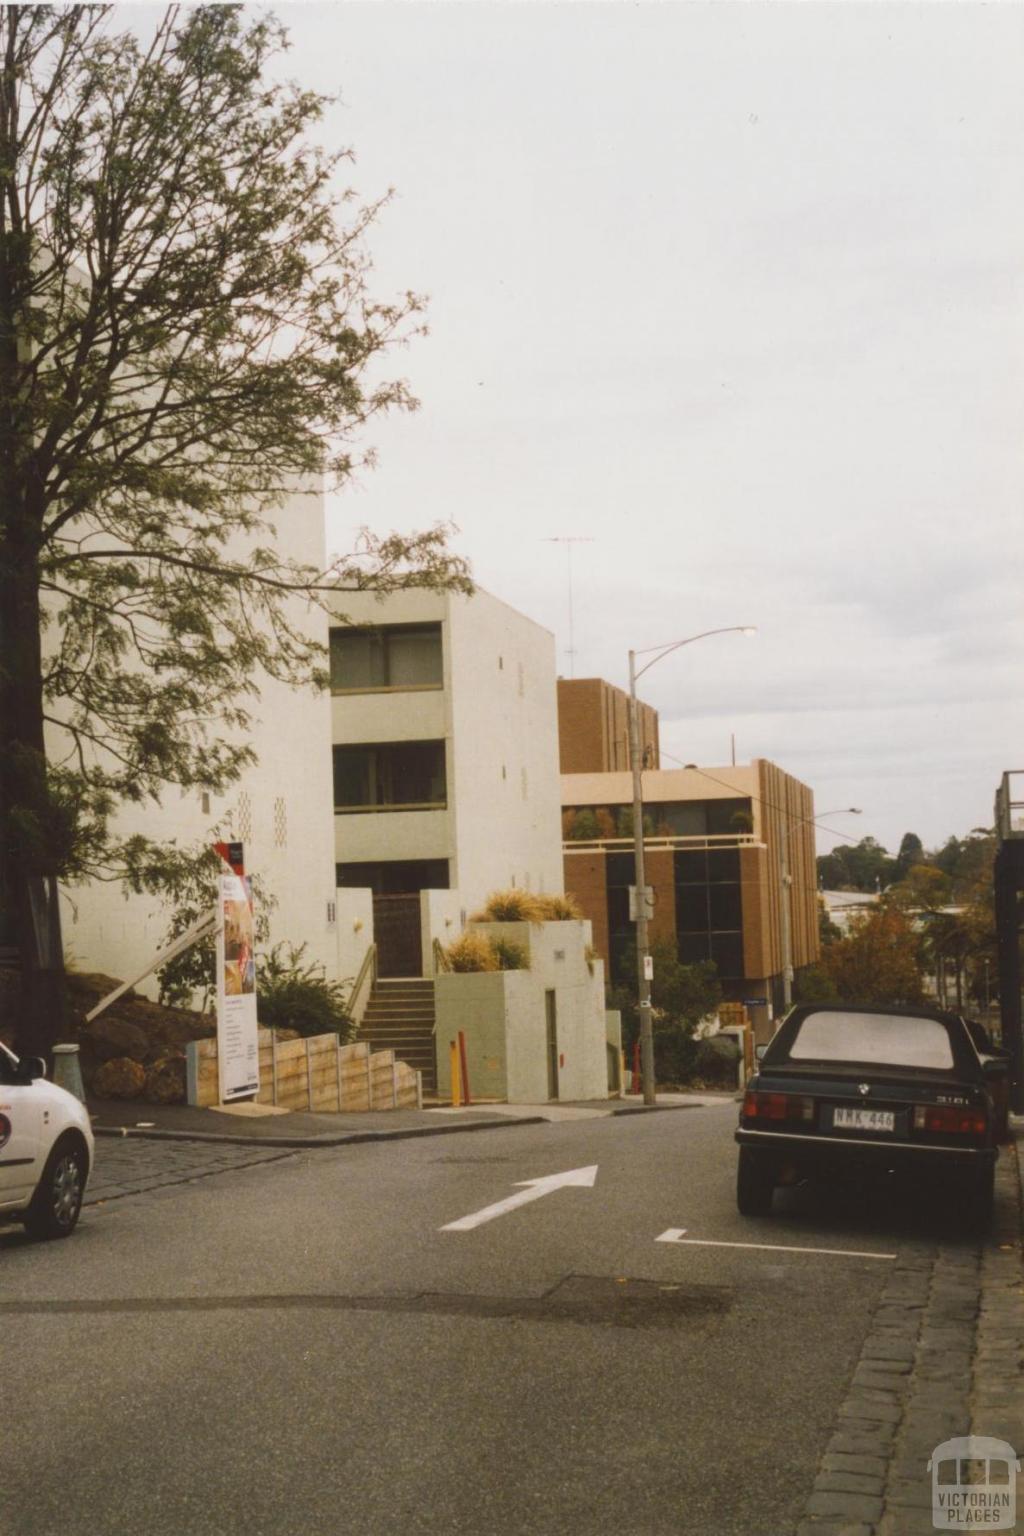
[155,843,273,1012]
[444,933,498,973]
[816,836,894,894]
[607,938,722,1061]
[818,898,842,948]
[533,893,583,920]
[615,806,655,838]
[490,937,529,971]
[794,963,840,1005]
[0,4,472,910]
[821,904,925,1006]
[565,809,599,842]
[256,944,353,1041]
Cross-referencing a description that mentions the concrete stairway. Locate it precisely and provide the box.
[357,977,437,1095]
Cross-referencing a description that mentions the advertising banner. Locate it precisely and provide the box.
[216,869,259,1101]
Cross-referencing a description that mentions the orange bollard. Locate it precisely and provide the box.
[458,1030,472,1107]
[449,1039,462,1107]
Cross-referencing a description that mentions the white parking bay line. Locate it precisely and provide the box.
[655,1228,896,1261]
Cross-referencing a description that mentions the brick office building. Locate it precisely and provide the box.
[558,681,818,1036]
[557,677,659,774]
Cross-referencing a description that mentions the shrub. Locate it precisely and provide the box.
[491,937,528,971]
[444,932,498,972]
[566,809,599,842]
[472,888,542,922]
[256,943,354,1041]
[533,892,583,921]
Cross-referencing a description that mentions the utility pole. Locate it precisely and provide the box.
[627,650,655,1106]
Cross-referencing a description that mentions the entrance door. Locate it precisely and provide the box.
[373,894,423,978]
[545,990,559,1101]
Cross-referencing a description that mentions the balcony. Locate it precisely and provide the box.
[994,771,1024,843]
[563,832,763,854]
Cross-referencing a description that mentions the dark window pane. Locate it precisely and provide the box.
[707,799,753,835]
[679,932,712,964]
[711,932,744,977]
[387,626,443,687]
[607,853,636,888]
[677,885,710,933]
[330,628,386,689]
[330,624,442,691]
[333,746,372,807]
[710,882,742,930]
[707,847,741,883]
[333,741,446,809]
[655,802,707,837]
[675,849,708,886]
[607,886,631,931]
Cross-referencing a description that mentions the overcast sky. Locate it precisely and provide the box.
[272,1,1024,854]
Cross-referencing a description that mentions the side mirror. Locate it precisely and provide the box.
[982,1056,1008,1077]
[20,1056,47,1082]
[755,1044,768,1063]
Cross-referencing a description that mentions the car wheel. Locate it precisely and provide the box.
[23,1137,87,1240]
[737,1147,775,1216]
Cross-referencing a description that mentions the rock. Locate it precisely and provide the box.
[93,1056,147,1100]
[144,1056,186,1105]
[80,1016,150,1063]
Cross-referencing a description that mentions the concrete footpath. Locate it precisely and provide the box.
[86,1089,720,1146]
[798,1126,1024,1536]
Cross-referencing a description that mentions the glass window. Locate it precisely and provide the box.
[675,849,708,886]
[708,847,741,883]
[655,802,707,837]
[679,932,712,965]
[677,884,710,933]
[330,624,442,691]
[333,741,446,810]
[788,1011,955,1069]
[336,860,449,894]
[710,882,742,930]
[710,932,744,977]
[707,799,753,835]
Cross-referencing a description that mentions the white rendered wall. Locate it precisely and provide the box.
[58,482,340,995]
[446,589,564,911]
[334,887,374,987]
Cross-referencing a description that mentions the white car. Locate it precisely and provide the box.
[0,1042,93,1239]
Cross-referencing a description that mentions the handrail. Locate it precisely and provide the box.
[563,833,762,853]
[348,941,377,1024]
[432,937,451,975]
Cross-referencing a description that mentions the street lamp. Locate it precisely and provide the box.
[780,806,862,1011]
[628,626,757,1106]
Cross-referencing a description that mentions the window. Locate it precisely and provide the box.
[329,624,443,692]
[789,1012,955,1069]
[333,741,447,811]
[675,845,744,979]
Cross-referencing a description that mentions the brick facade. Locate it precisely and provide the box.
[557,678,659,774]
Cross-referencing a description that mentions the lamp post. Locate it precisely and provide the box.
[779,807,861,1011]
[628,626,757,1106]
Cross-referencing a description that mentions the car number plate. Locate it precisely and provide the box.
[833,1107,895,1133]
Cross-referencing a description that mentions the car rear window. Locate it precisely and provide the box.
[788,1011,955,1070]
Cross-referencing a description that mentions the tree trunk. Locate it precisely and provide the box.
[0,525,69,1063]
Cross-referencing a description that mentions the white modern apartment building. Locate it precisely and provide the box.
[56,482,340,994]
[330,585,564,924]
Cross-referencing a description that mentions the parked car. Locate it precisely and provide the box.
[0,1042,93,1239]
[735,1004,1000,1229]
[961,1017,1010,1144]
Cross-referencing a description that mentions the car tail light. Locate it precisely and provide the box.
[912,1104,987,1137]
[742,1090,815,1122]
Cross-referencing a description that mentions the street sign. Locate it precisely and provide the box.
[629,884,655,921]
[743,998,768,1007]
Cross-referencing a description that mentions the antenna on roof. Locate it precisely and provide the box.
[542,536,594,677]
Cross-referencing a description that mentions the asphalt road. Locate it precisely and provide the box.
[2,1102,957,1536]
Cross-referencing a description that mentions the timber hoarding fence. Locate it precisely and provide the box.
[186,1030,422,1112]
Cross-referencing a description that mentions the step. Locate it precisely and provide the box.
[375,980,435,991]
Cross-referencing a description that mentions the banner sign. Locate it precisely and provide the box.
[216,871,259,1101]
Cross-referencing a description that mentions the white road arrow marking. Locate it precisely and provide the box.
[655,1228,895,1260]
[440,1165,599,1232]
